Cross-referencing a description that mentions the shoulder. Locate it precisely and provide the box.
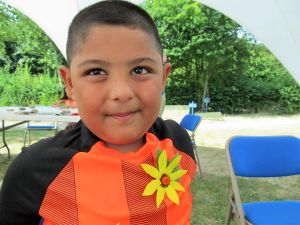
[0,121,99,223]
[0,131,79,223]
[149,117,195,161]
[12,120,99,189]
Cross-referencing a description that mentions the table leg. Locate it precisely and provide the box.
[0,120,10,159]
[0,120,28,159]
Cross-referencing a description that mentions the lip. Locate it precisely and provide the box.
[109,110,139,122]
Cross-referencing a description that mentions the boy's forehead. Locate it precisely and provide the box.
[71,25,162,63]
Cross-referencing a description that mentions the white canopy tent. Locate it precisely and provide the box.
[2,0,300,84]
[199,0,300,85]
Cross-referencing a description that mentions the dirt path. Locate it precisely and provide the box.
[162,109,300,149]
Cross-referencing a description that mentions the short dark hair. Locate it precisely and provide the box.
[66,0,163,64]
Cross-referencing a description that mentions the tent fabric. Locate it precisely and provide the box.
[2,0,300,84]
[198,0,300,85]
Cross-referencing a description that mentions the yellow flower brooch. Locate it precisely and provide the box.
[141,149,187,208]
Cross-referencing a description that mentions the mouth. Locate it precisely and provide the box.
[108,110,140,122]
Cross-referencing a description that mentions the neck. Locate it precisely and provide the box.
[105,137,145,153]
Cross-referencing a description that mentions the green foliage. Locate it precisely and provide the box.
[0,66,63,106]
[0,2,64,107]
[0,1,298,113]
[209,74,300,114]
[143,0,300,114]
[278,84,300,114]
[143,0,250,109]
[0,1,64,74]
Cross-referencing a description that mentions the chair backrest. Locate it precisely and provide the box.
[26,121,57,130]
[227,136,300,177]
[179,114,201,133]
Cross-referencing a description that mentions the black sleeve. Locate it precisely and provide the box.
[0,121,97,225]
[0,148,44,225]
[0,142,76,225]
[149,117,195,162]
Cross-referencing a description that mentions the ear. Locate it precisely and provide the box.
[59,66,75,100]
[162,62,171,91]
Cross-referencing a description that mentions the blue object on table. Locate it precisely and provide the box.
[188,101,197,115]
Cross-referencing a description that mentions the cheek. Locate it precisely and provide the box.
[73,82,102,109]
[138,83,162,108]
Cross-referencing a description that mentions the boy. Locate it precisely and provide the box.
[0,1,196,224]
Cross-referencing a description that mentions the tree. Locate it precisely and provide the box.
[143,0,249,111]
[0,2,64,75]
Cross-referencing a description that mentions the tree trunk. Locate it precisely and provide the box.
[197,56,205,111]
[201,74,209,111]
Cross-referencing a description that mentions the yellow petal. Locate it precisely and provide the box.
[142,179,160,196]
[170,180,185,192]
[166,154,181,174]
[165,186,179,205]
[141,164,160,178]
[158,150,167,174]
[169,169,187,180]
[156,186,166,208]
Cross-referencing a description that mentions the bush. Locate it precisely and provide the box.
[278,85,300,113]
[0,65,63,106]
[208,77,300,114]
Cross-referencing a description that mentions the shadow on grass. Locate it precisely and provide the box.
[195,145,230,177]
[191,174,231,225]
[5,128,57,144]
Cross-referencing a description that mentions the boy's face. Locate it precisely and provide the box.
[61,25,170,150]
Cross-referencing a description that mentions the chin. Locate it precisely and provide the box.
[111,132,145,143]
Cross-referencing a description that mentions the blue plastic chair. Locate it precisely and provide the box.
[180,114,202,177]
[23,122,58,146]
[225,135,300,225]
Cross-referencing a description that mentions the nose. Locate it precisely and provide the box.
[108,76,134,102]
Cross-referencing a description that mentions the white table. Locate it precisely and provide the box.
[0,106,80,158]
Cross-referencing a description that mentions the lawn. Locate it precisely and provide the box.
[191,146,300,224]
[1,129,300,224]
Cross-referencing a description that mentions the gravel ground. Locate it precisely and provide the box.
[162,109,300,149]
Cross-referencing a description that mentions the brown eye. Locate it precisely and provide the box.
[86,68,106,76]
[132,66,150,75]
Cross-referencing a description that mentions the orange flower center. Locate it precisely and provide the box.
[160,174,171,187]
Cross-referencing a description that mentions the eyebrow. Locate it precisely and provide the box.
[77,57,159,68]
[77,59,110,68]
[128,57,159,66]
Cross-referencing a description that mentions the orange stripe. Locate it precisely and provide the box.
[158,139,196,224]
[39,160,78,225]
[73,144,131,225]
[122,155,167,224]
[39,133,196,224]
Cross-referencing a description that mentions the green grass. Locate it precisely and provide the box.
[198,112,223,120]
[0,130,299,224]
[0,129,56,179]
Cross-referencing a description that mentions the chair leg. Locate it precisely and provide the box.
[23,129,28,147]
[193,144,202,178]
[28,129,31,145]
[54,122,58,135]
[24,123,58,147]
[225,197,234,225]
